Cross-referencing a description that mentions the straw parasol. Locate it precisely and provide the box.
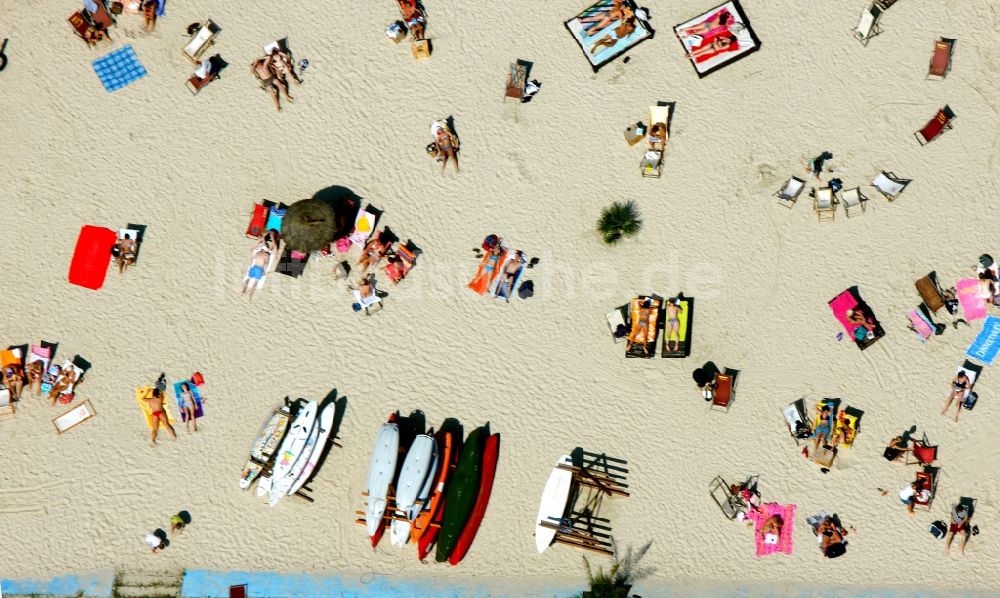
[281,198,337,251]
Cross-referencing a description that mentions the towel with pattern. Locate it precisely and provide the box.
[746,502,795,557]
[93,45,147,92]
[956,278,988,321]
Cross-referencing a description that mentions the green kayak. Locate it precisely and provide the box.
[435,426,485,562]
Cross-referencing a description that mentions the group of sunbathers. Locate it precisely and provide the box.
[675,6,742,62]
[397,0,427,41]
[578,0,647,55]
[251,46,301,112]
[809,404,853,454]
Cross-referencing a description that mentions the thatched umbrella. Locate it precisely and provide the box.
[281,198,337,251]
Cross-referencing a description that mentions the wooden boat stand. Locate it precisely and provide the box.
[547,450,629,555]
[285,434,343,504]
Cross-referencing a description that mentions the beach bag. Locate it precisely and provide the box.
[930,520,947,539]
[518,280,534,299]
[963,391,978,411]
[853,326,867,342]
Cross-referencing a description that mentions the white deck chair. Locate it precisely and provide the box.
[775,176,805,208]
[841,187,867,217]
[813,187,836,221]
[353,288,383,315]
[183,20,221,62]
[53,399,96,434]
[872,171,910,200]
[853,4,883,46]
[606,305,628,343]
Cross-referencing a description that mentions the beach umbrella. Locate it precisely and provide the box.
[281,198,336,251]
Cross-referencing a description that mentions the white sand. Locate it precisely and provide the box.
[1,0,999,593]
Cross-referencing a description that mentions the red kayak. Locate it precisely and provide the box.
[417,429,460,560]
[447,433,500,565]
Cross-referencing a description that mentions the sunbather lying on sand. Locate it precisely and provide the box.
[48,367,77,405]
[431,122,460,173]
[760,514,783,542]
[179,382,198,433]
[251,56,292,112]
[500,250,525,303]
[812,405,832,453]
[816,517,847,556]
[626,298,657,356]
[141,388,177,446]
[239,238,275,301]
[116,233,137,274]
[579,0,632,36]
[590,17,638,54]
[686,34,736,60]
[665,298,681,352]
[676,9,732,39]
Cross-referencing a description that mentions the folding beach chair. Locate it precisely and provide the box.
[52,399,96,434]
[0,387,13,421]
[606,304,629,343]
[640,105,670,178]
[504,60,529,101]
[783,399,812,445]
[183,20,221,62]
[69,11,112,47]
[709,476,748,520]
[915,105,956,145]
[927,38,956,80]
[853,3,883,46]
[710,369,738,413]
[841,187,867,217]
[913,467,938,510]
[813,187,836,221]
[872,171,910,201]
[905,433,938,466]
[774,176,805,208]
[353,288,383,315]
[186,54,226,95]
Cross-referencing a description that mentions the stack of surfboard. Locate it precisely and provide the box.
[239,397,339,506]
[360,414,500,565]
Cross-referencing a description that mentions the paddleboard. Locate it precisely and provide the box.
[390,433,435,546]
[239,403,292,490]
[288,399,336,496]
[269,408,321,507]
[264,400,317,498]
[365,416,400,542]
[412,429,453,545]
[448,433,500,565]
[534,455,574,553]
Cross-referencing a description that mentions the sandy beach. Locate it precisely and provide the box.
[2,0,1000,595]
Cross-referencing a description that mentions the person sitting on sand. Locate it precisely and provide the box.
[26,360,43,397]
[398,0,427,40]
[941,371,971,423]
[142,388,177,446]
[760,514,784,543]
[239,238,275,301]
[357,235,391,274]
[116,233,138,274]
[251,55,290,112]
[178,382,198,433]
[48,367,77,405]
[816,517,847,557]
[812,405,832,453]
[142,0,158,31]
[357,277,377,304]
[883,435,912,461]
[145,530,167,553]
[269,47,301,86]
[3,365,23,401]
[946,503,971,555]
[431,122,460,174]
[665,298,681,352]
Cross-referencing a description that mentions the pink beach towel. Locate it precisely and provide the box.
[746,503,795,557]
[908,310,934,341]
[956,279,988,321]
[829,290,859,332]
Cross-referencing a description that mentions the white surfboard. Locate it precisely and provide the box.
[390,434,435,546]
[264,400,317,500]
[535,455,574,553]
[365,421,400,539]
[288,400,336,497]
[270,415,321,507]
[408,438,439,522]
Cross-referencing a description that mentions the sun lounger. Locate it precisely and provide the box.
[927,38,955,80]
[52,399,96,434]
[661,296,693,357]
[871,171,909,201]
[829,287,885,350]
[852,3,883,46]
[813,187,836,221]
[504,60,529,101]
[136,386,175,431]
[783,398,812,445]
[349,210,376,247]
[915,105,955,146]
[774,176,805,208]
[1,347,22,371]
[640,105,670,178]
[626,296,661,358]
[710,369,737,412]
[68,225,117,290]
[353,287,383,316]
[384,243,418,284]
[26,344,53,379]
[183,20,220,62]
[905,433,938,466]
[913,467,938,510]
[746,502,795,557]
[173,380,204,422]
[841,187,866,217]
[187,54,225,94]
[955,279,988,321]
[606,304,629,343]
[117,226,143,266]
[50,358,87,403]
[954,360,981,401]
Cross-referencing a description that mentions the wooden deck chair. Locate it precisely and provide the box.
[913,467,938,510]
[53,399,96,434]
[872,171,910,200]
[183,20,221,62]
[69,11,111,47]
[710,369,738,413]
[708,476,747,520]
[0,387,14,421]
[187,55,226,94]
[905,433,938,465]
[915,105,955,145]
[927,38,955,80]
[841,187,867,217]
[640,105,670,178]
[504,60,529,101]
[853,3,883,46]
[813,187,836,221]
[606,304,629,343]
[775,176,805,208]
[85,0,116,30]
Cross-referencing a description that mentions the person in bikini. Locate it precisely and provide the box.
[665,298,681,352]
[142,0,158,31]
[48,367,77,405]
[397,0,426,40]
[941,370,971,422]
[142,388,177,446]
[432,124,460,173]
[760,514,784,543]
[816,517,847,556]
[357,235,391,274]
[116,233,138,274]
[579,0,631,36]
[590,15,637,54]
[676,9,732,40]
[685,34,737,60]
[3,365,24,401]
[26,360,43,397]
[811,405,833,454]
[178,382,198,433]
[269,47,301,86]
[251,56,289,112]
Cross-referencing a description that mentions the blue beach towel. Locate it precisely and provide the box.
[92,45,147,92]
[173,380,204,422]
[966,316,1000,365]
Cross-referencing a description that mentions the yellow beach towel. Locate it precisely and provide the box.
[135,386,175,431]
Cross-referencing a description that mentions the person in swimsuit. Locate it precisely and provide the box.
[647,123,666,153]
[26,360,43,397]
[142,0,158,31]
[590,15,637,54]
[357,235,390,274]
[179,382,198,433]
[433,124,460,173]
[251,56,286,112]
[499,250,524,302]
[665,298,681,352]
[812,405,832,453]
[626,298,657,356]
[48,367,77,405]
[945,504,970,555]
[816,517,846,556]
[685,34,736,60]
[807,151,833,178]
[269,47,301,86]
[468,244,503,294]
[579,0,631,36]
[142,388,177,446]
[676,9,732,39]
[3,365,23,401]
[239,238,275,301]
[760,514,783,543]
[117,233,138,274]
[398,0,426,40]
[941,371,971,422]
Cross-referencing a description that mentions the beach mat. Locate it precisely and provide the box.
[966,316,1000,365]
[956,278,987,321]
[135,386,175,431]
[93,45,147,92]
[173,380,204,421]
[746,502,795,557]
[908,309,934,341]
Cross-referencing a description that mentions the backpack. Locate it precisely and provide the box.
[963,391,978,411]
[518,280,534,299]
[824,542,847,558]
[930,520,947,539]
